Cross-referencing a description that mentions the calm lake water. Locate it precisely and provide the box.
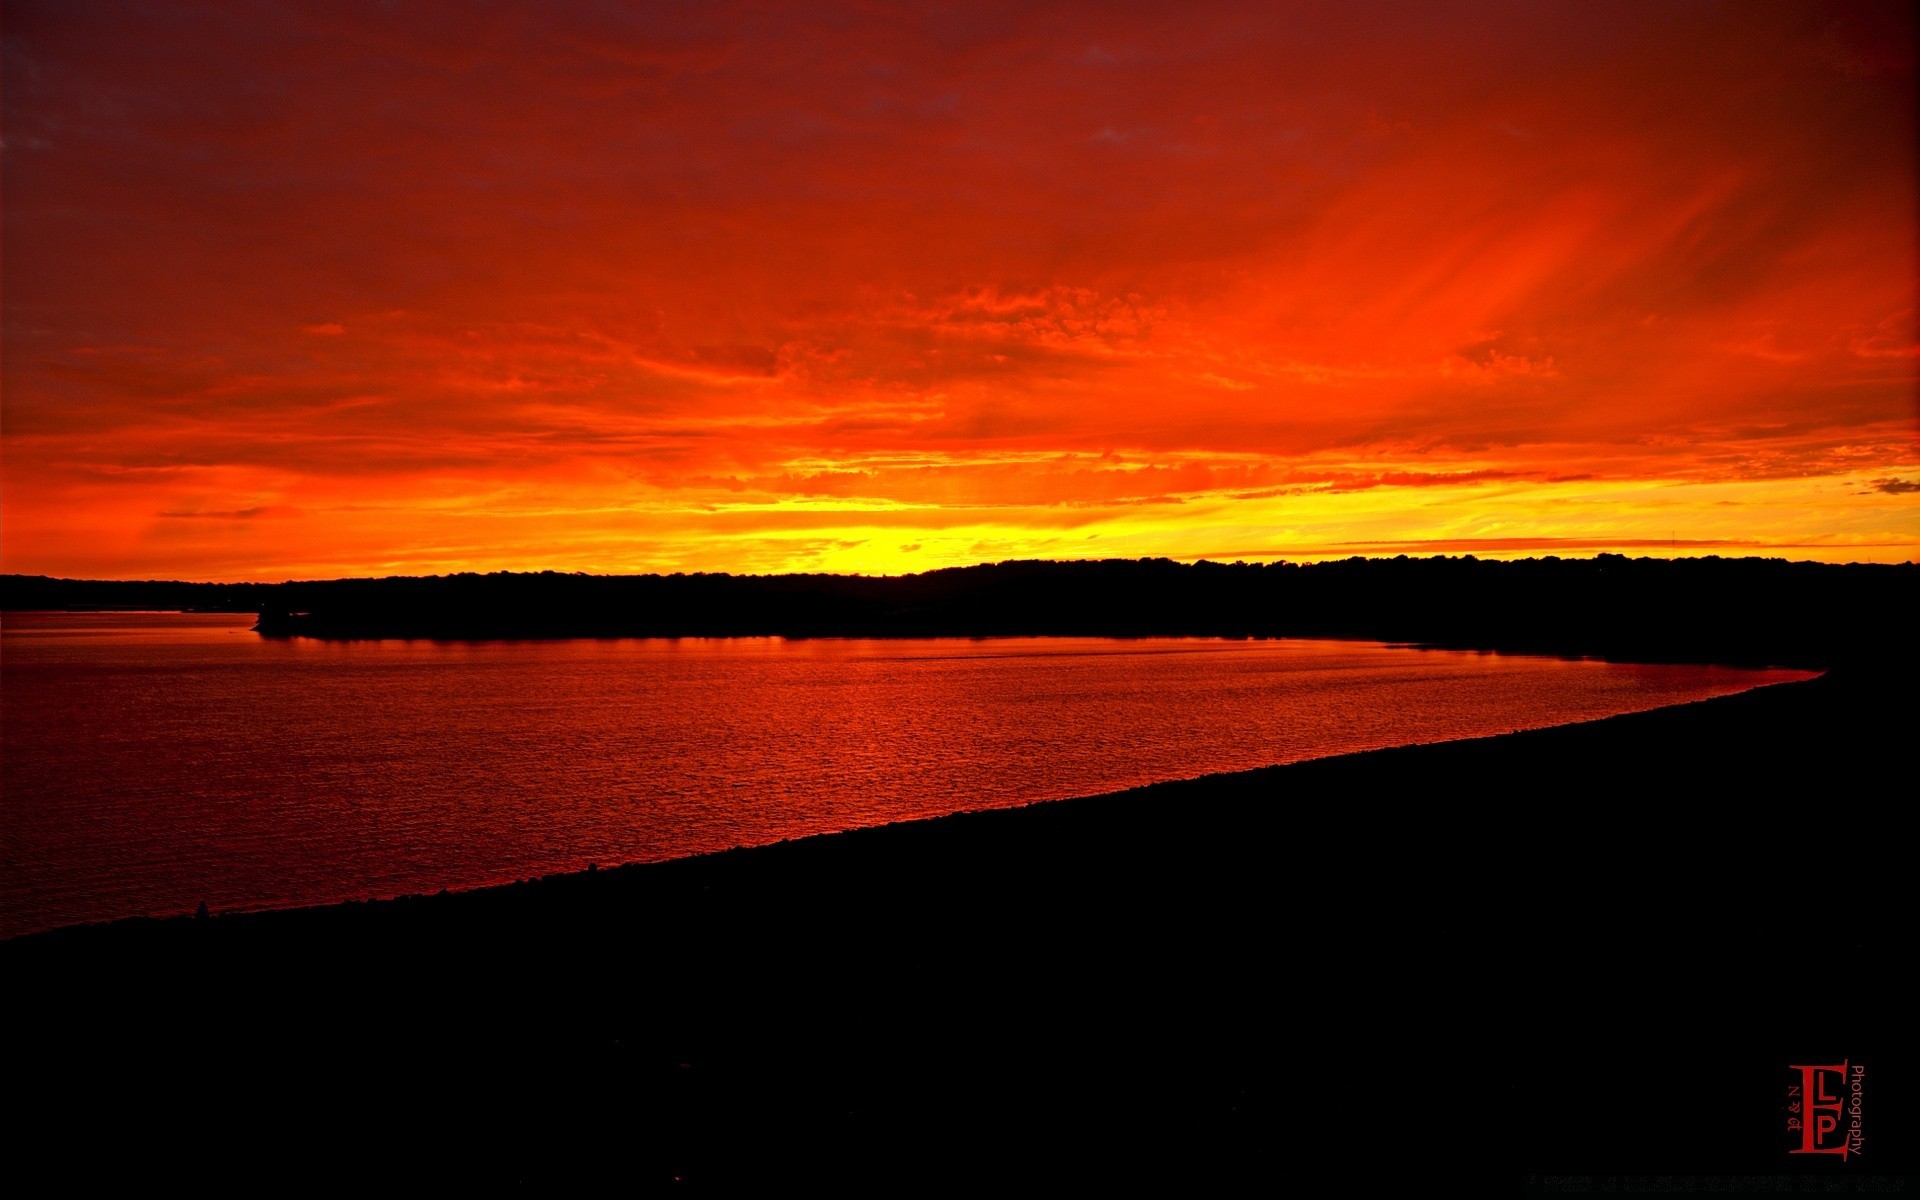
[1,612,1812,938]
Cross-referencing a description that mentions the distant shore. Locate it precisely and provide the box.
[9,555,1919,670]
[7,661,1912,1187]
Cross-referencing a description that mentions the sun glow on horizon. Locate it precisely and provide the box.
[3,1,1916,581]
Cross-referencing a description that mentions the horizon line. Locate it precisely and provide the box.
[6,547,1919,589]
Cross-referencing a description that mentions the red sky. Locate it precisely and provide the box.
[4,0,1916,580]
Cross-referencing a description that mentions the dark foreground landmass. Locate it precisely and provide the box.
[7,554,1918,668]
[7,659,1914,1191]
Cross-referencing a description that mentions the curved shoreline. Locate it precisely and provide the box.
[6,659,1912,1187]
[0,662,1816,945]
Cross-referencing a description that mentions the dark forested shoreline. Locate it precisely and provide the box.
[7,554,1917,668]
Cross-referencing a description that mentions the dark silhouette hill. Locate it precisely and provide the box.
[9,554,1917,668]
[247,556,1920,669]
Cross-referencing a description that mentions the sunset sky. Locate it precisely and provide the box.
[4,0,1915,581]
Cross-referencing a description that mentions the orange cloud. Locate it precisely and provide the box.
[3,0,1915,580]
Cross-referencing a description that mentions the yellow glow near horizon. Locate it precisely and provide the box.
[3,2,1915,580]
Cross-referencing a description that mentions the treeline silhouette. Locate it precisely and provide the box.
[11,555,1913,668]
[1,575,271,612]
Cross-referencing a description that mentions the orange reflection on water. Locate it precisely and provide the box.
[0,612,1815,937]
